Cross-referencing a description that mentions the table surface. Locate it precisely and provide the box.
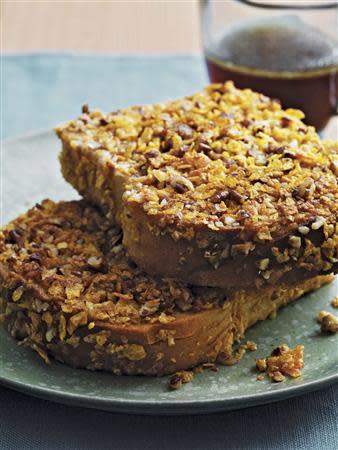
[2,0,201,53]
[0,384,337,450]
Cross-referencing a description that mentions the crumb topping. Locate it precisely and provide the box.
[56,82,338,244]
[0,200,226,331]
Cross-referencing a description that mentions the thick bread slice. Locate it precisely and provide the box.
[59,143,126,222]
[0,199,333,375]
[1,270,333,375]
[56,82,338,289]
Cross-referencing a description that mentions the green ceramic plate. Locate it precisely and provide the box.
[1,131,337,415]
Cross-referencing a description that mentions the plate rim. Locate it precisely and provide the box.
[1,130,338,415]
[0,364,337,415]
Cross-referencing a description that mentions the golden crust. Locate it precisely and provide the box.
[0,200,333,375]
[56,82,338,288]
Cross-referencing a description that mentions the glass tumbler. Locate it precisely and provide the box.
[200,0,338,131]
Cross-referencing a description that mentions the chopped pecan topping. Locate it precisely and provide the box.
[29,253,42,264]
[176,123,193,139]
[197,141,212,153]
[281,117,292,128]
[82,104,90,114]
[173,181,189,194]
[7,228,24,244]
[228,189,245,204]
[145,150,160,159]
[210,190,229,203]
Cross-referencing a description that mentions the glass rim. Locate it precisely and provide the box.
[236,0,338,9]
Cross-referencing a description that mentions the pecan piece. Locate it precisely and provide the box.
[176,123,193,139]
[210,190,229,203]
[228,189,245,204]
[6,228,24,244]
[82,104,90,114]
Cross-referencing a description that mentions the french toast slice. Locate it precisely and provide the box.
[0,200,333,375]
[56,82,338,290]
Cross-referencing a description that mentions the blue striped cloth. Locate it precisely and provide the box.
[1,54,337,450]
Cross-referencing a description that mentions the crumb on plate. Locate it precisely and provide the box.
[168,370,194,390]
[255,344,304,383]
[317,311,338,334]
[331,297,338,309]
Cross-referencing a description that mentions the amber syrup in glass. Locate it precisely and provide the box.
[205,17,338,130]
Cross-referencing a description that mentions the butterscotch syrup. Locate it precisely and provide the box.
[205,16,338,130]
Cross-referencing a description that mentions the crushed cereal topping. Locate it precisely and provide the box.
[0,200,227,332]
[57,81,338,244]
